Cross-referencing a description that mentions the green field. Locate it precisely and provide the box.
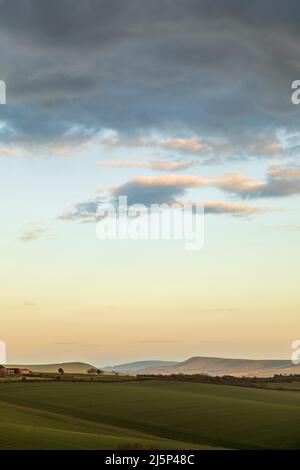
[265,382,300,391]
[0,381,300,449]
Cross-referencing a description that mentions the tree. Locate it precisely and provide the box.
[96,369,103,375]
[58,368,64,375]
[87,368,97,374]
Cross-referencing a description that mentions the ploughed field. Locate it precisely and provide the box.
[0,381,299,449]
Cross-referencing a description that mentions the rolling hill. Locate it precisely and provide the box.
[103,360,178,373]
[138,356,300,377]
[6,362,95,374]
[8,356,300,377]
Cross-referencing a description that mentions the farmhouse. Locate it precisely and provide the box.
[13,368,32,376]
[0,366,32,377]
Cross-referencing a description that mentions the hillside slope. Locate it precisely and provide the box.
[7,362,95,374]
[103,360,178,373]
[139,356,300,377]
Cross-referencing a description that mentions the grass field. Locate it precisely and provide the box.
[0,381,300,449]
[265,382,300,391]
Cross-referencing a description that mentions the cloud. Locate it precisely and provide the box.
[203,201,268,215]
[57,198,103,222]
[273,224,300,232]
[18,225,53,242]
[96,159,196,172]
[59,161,299,223]
[111,175,208,205]
[125,175,209,187]
[109,163,300,202]
[58,171,276,223]
[1,0,300,155]
[212,172,266,196]
[99,132,284,161]
[215,163,300,198]
[58,193,272,222]
[159,137,210,153]
[110,174,246,205]
[99,134,151,149]
[177,199,272,216]
[0,145,22,157]
[134,340,180,344]
[248,142,283,156]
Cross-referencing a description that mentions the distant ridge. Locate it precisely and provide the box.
[7,362,95,374]
[138,356,300,377]
[8,356,300,377]
[103,360,178,373]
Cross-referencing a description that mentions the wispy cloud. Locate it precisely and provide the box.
[58,195,272,224]
[160,137,210,153]
[102,135,212,154]
[215,163,300,198]
[203,201,269,216]
[111,163,300,202]
[273,224,300,232]
[57,199,102,222]
[96,159,196,172]
[100,132,284,161]
[53,342,80,346]
[18,225,53,242]
[59,162,298,223]
[24,301,36,307]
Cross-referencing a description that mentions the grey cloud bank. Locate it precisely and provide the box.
[0,0,300,152]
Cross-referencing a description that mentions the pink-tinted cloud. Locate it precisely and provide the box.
[203,201,268,215]
[96,159,195,171]
[112,163,300,201]
[18,225,53,242]
[160,137,209,152]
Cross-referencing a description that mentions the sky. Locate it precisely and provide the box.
[1,0,300,366]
